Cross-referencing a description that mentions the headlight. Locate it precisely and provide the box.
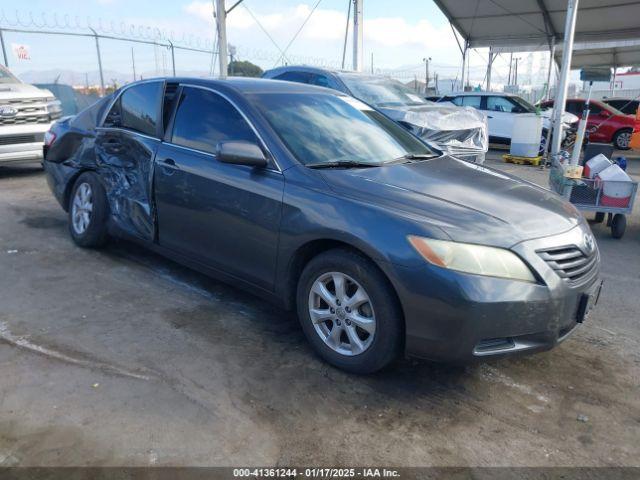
[408,235,536,283]
[46,100,62,117]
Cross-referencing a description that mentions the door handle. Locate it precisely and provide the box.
[487,115,494,119]
[160,158,178,176]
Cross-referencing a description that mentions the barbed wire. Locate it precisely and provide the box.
[0,9,215,50]
[0,8,344,71]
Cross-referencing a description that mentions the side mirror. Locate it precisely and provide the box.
[216,141,268,168]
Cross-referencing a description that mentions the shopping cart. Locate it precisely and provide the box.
[549,166,638,239]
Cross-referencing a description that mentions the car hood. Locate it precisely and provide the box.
[0,82,53,100]
[319,155,581,247]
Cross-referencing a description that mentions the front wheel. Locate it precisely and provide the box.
[68,172,109,248]
[613,129,632,150]
[296,249,403,374]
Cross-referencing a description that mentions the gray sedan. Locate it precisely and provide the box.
[43,78,601,373]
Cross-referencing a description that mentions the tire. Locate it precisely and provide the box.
[611,214,626,239]
[296,248,403,374]
[593,212,605,224]
[613,129,632,150]
[68,172,109,248]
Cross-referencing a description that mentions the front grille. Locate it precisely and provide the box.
[0,134,41,145]
[537,245,599,285]
[0,97,50,125]
[0,115,50,126]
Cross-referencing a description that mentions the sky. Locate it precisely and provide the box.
[0,0,552,89]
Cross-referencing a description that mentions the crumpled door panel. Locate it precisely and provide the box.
[94,129,159,242]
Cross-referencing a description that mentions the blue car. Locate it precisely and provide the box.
[42,78,601,373]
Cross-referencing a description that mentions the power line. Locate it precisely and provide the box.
[273,0,323,67]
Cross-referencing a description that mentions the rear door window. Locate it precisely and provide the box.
[457,96,482,109]
[120,82,162,137]
[486,96,518,113]
[170,86,258,155]
[104,82,162,137]
[309,74,339,90]
[273,71,313,84]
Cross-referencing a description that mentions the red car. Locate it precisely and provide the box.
[540,98,639,150]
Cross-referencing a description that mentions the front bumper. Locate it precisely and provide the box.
[0,124,50,165]
[391,225,600,363]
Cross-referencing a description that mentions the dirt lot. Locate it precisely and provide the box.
[0,153,639,467]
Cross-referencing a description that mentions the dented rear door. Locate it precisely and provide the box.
[95,80,164,242]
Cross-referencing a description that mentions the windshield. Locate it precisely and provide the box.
[0,65,20,84]
[253,93,433,167]
[337,74,427,108]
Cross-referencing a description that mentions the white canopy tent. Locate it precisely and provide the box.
[556,40,640,69]
[432,0,640,154]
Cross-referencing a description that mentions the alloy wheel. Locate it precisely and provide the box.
[617,131,631,149]
[308,272,376,356]
[71,182,93,235]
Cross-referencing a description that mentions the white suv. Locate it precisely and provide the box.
[0,65,62,165]
[443,92,578,150]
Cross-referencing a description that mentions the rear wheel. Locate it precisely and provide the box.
[68,172,109,248]
[611,214,626,239]
[613,129,632,150]
[296,249,403,374]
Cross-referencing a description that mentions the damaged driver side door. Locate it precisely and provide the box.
[95,81,164,241]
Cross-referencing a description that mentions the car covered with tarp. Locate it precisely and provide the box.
[263,66,488,164]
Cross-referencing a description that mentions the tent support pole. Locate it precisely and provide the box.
[551,0,579,157]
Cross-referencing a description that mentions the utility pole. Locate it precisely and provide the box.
[544,39,556,100]
[508,53,513,85]
[90,28,105,96]
[371,52,374,74]
[423,57,431,94]
[215,0,229,78]
[514,57,519,86]
[352,0,363,71]
[131,47,136,81]
[486,47,493,91]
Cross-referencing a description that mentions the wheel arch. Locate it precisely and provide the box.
[62,168,98,212]
[612,126,633,145]
[281,239,406,332]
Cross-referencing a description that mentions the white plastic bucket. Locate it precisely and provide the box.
[510,114,543,158]
[596,164,634,207]
[584,153,612,179]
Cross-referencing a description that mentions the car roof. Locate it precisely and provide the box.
[264,65,353,77]
[124,76,342,96]
[449,91,518,97]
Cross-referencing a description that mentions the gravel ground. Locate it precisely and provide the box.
[0,152,638,467]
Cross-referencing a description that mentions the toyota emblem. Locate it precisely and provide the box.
[584,233,595,254]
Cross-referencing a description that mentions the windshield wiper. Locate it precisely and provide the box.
[306,160,380,169]
[391,152,436,163]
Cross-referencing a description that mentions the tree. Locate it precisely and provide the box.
[228,60,263,78]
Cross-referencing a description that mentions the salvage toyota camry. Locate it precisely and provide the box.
[43,78,602,373]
